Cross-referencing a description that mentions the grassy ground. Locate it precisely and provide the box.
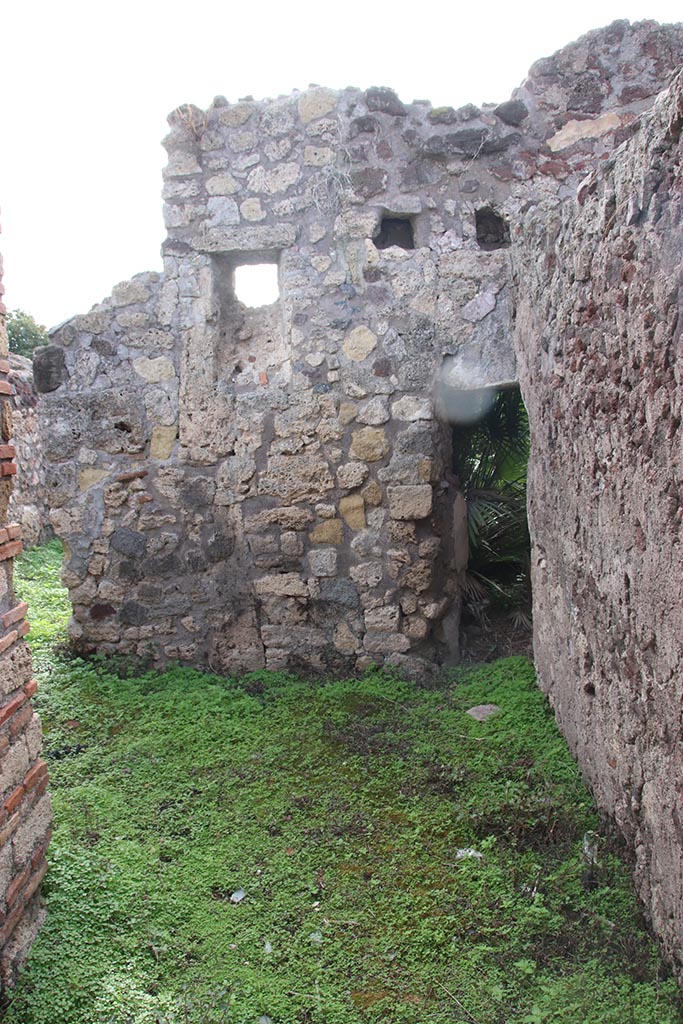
[3,542,681,1023]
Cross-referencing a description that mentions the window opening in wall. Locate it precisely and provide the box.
[475,207,510,250]
[212,253,287,387]
[374,217,415,250]
[449,385,531,645]
[233,263,280,307]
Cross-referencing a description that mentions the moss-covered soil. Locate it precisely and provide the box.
[3,541,681,1023]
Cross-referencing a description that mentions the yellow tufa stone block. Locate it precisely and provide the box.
[309,519,344,545]
[350,427,389,462]
[79,468,108,491]
[361,480,383,507]
[298,88,337,124]
[333,621,358,655]
[339,401,357,425]
[133,356,176,383]
[342,326,377,362]
[150,424,178,461]
[339,494,366,530]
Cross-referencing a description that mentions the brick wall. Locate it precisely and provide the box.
[0,233,53,989]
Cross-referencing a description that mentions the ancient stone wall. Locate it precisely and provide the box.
[9,354,51,548]
[0,242,52,987]
[513,67,683,977]
[37,19,682,678]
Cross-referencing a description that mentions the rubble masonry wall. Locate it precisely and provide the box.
[9,354,51,548]
[37,20,683,678]
[513,66,683,978]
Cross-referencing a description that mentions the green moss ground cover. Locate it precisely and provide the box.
[3,541,681,1023]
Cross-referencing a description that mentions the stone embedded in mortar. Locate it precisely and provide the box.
[493,99,528,126]
[343,327,378,362]
[357,396,389,425]
[32,345,66,393]
[133,354,176,382]
[150,425,178,460]
[298,87,337,123]
[254,573,309,598]
[350,428,389,462]
[339,494,366,530]
[337,462,369,489]
[460,290,497,323]
[387,485,433,520]
[259,457,334,503]
[364,605,400,632]
[547,112,622,152]
[310,519,344,545]
[391,396,432,421]
[361,480,383,506]
[79,468,108,491]
[308,547,338,577]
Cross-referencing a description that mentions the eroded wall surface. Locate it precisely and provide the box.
[514,68,683,975]
[9,354,51,548]
[0,246,52,987]
[37,19,682,678]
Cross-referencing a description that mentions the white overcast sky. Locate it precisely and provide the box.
[1,0,681,329]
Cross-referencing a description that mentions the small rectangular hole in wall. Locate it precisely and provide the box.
[233,263,280,307]
[475,207,510,250]
[374,217,415,250]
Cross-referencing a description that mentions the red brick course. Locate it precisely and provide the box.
[5,868,30,909]
[0,861,48,949]
[3,785,25,817]
[1,603,28,629]
[0,540,22,562]
[8,705,33,740]
[0,631,18,656]
[3,761,49,816]
[0,693,25,729]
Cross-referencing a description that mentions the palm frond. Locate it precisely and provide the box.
[453,388,531,629]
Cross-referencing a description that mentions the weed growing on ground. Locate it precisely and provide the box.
[3,542,681,1023]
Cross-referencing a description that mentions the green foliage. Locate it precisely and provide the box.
[5,309,49,358]
[4,543,680,1024]
[453,388,531,620]
[12,539,70,664]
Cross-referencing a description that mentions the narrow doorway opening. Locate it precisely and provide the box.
[449,385,531,656]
